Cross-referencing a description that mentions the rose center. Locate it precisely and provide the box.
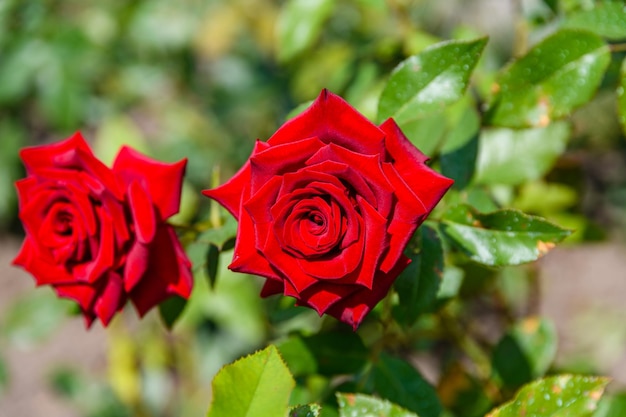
[308,213,325,226]
[54,211,73,236]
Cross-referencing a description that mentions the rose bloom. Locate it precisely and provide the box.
[13,133,193,326]
[204,90,453,329]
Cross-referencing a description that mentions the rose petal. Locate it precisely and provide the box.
[13,238,75,285]
[19,132,93,175]
[113,147,187,220]
[93,271,125,326]
[268,90,386,156]
[129,225,193,317]
[128,181,156,244]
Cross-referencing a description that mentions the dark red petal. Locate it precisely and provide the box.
[202,141,269,218]
[260,278,284,297]
[93,271,125,326]
[13,238,75,285]
[379,118,429,164]
[129,225,193,316]
[113,147,187,220]
[296,283,359,315]
[124,241,150,292]
[268,90,386,156]
[128,181,156,244]
[19,132,92,175]
[54,282,98,315]
[79,207,115,283]
[326,256,410,330]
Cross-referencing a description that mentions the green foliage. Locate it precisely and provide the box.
[394,225,444,324]
[336,393,419,417]
[206,345,295,417]
[367,354,441,417]
[492,317,558,388]
[486,375,610,417]
[474,122,570,185]
[486,30,610,128]
[562,2,626,40]
[440,204,571,266]
[158,295,188,330]
[290,403,322,417]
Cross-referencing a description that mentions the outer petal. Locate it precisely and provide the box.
[19,132,93,174]
[268,90,386,156]
[129,225,193,316]
[113,146,187,220]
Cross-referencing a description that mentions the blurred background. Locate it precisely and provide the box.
[1,0,625,416]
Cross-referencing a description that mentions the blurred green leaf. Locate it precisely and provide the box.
[437,265,464,300]
[562,3,626,40]
[158,295,187,330]
[93,116,150,166]
[290,403,322,417]
[0,120,23,228]
[397,112,448,156]
[492,317,558,388]
[276,0,335,62]
[486,30,610,128]
[474,122,570,186]
[2,289,73,347]
[0,351,7,394]
[369,354,441,417]
[486,375,609,417]
[618,58,626,136]
[276,336,318,377]
[206,243,220,289]
[378,37,487,124]
[440,204,571,266]
[394,225,443,324]
[595,393,626,417]
[303,331,368,376]
[206,345,295,417]
[513,181,578,214]
[337,393,419,417]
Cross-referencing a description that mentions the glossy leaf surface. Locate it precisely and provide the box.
[486,30,610,128]
[440,204,571,266]
[290,403,321,417]
[337,393,420,417]
[486,375,609,417]
[563,3,626,40]
[474,122,570,185]
[378,37,487,124]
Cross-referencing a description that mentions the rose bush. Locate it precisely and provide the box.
[204,90,453,329]
[13,133,193,326]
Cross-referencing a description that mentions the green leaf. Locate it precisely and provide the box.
[440,204,571,266]
[440,99,481,190]
[276,336,318,377]
[276,0,335,62]
[206,345,295,417]
[474,122,570,186]
[486,30,610,128]
[562,3,626,40]
[93,115,150,166]
[595,393,626,417]
[378,37,487,124]
[337,393,420,417]
[158,295,188,330]
[493,317,558,388]
[394,225,444,324]
[486,375,610,417]
[206,243,220,289]
[618,58,626,136]
[369,354,442,417]
[0,351,7,394]
[290,404,322,417]
[292,331,368,376]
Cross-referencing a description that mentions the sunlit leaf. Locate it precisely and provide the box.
[440,204,571,266]
[562,3,626,40]
[378,37,487,124]
[493,317,558,388]
[369,354,441,417]
[207,345,295,417]
[337,393,420,417]
[474,122,570,186]
[486,375,609,417]
[486,30,610,128]
[276,0,335,62]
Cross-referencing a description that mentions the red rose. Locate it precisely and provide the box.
[13,133,193,326]
[203,90,453,329]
